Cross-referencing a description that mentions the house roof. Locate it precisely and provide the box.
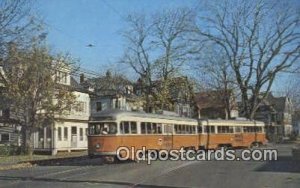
[252,92,292,114]
[56,76,90,94]
[69,76,90,93]
[263,93,293,113]
[82,72,133,96]
[194,90,235,109]
[267,95,287,112]
[195,91,222,109]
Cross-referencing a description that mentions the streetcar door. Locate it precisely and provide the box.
[234,126,243,145]
[163,124,173,150]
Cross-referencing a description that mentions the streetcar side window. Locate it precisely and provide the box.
[217,126,224,133]
[146,122,152,134]
[211,126,215,133]
[179,125,183,134]
[205,126,215,133]
[192,126,196,134]
[188,125,192,134]
[164,124,173,134]
[131,122,137,134]
[89,123,117,135]
[198,126,202,133]
[121,121,130,134]
[174,124,178,133]
[152,123,157,134]
[243,126,256,133]
[255,127,262,133]
[217,126,234,133]
[157,123,162,134]
[141,122,146,134]
[120,121,137,134]
[181,125,185,134]
[235,126,241,133]
[174,124,180,134]
[140,122,162,134]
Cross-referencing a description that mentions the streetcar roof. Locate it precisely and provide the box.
[199,119,265,126]
[90,109,265,126]
[91,109,197,122]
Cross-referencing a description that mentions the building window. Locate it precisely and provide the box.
[0,133,10,142]
[0,109,10,118]
[115,99,119,109]
[58,127,62,141]
[64,127,68,141]
[71,127,77,135]
[63,72,67,83]
[80,128,83,141]
[56,71,68,84]
[74,102,86,113]
[96,102,102,112]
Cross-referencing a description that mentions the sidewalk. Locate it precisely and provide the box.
[0,151,87,171]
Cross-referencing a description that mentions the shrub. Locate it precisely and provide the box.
[0,144,21,156]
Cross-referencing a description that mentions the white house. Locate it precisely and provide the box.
[33,64,90,155]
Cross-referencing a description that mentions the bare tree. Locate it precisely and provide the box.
[194,45,238,119]
[121,8,197,112]
[0,0,42,57]
[121,13,154,112]
[151,8,197,80]
[196,0,300,119]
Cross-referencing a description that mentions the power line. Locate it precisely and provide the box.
[101,0,123,18]
[43,21,88,46]
[40,21,107,78]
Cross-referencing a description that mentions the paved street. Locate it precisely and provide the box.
[0,144,299,188]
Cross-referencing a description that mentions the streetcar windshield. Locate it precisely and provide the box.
[89,122,117,135]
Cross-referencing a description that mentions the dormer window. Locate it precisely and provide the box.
[55,71,69,85]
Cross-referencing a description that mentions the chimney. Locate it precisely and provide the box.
[80,73,85,84]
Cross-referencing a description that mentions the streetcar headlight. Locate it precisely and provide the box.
[95,143,100,149]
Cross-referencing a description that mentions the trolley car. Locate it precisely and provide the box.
[88,110,267,160]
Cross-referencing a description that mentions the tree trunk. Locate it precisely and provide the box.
[20,126,27,154]
[21,126,34,155]
[26,129,34,156]
[224,108,229,120]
